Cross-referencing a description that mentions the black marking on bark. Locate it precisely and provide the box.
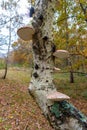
[42,37,48,53]
[46,80,49,82]
[51,44,56,64]
[33,45,37,50]
[38,14,43,21]
[33,10,44,27]
[32,45,39,54]
[33,72,39,78]
[46,67,50,70]
[52,8,55,12]
[43,36,48,41]
[35,64,39,70]
[32,42,41,55]
[51,44,56,53]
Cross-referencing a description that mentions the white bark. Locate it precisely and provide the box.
[29,0,57,114]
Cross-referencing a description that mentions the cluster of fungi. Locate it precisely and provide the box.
[17,24,70,102]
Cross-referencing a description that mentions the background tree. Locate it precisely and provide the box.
[0,0,23,78]
[54,0,87,77]
[12,39,33,67]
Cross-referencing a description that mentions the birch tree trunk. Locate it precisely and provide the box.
[28,0,87,130]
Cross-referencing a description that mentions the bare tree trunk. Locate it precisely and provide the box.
[29,0,87,129]
[64,0,74,83]
[2,59,8,79]
[2,17,11,79]
[79,2,87,22]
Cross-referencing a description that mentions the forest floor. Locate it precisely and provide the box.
[0,68,87,130]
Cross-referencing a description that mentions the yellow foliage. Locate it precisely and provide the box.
[83,48,87,57]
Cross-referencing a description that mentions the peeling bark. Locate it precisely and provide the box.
[28,0,87,129]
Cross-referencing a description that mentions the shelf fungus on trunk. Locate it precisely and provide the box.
[17,26,35,41]
[53,67,61,72]
[46,92,70,101]
[53,50,69,59]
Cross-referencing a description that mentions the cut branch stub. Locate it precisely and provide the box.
[17,26,35,41]
[47,92,70,101]
[53,50,69,59]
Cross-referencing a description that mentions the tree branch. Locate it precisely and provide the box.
[79,2,87,22]
[57,15,76,23]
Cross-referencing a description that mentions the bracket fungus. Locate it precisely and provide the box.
[17,26,35,41]
[53,50,69,59]
[53,67,61,72]
[47,92,70,101]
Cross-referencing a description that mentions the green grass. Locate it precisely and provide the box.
[81,91,87,99]
[0,62,5,69]
[1,68,87,100]
[7,68,31,85]
[53,72,87,99]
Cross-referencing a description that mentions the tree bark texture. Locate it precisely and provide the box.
[28,0,87,130]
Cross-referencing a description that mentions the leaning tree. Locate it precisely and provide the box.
[17,0,87,129]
